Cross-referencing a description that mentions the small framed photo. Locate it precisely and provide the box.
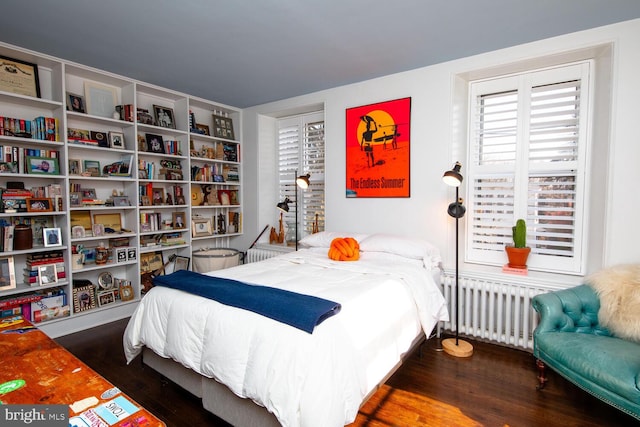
[172,212,185,229]
[38,264,57,285]
[195,123,210,135]
[109,131,125,148]
[43,227,62,247]
[192,218,212,237]
[212,114,235,140]
[26,198,54,212]
[67,92,86,113]
[98,290,116,307]
[82,188,97,200]
[153,105,176,129]
[140,195,152,206]
[127,247,137,262]
[113,196,130,206]
[145,133,165,153]
[0,256,16,291]
[72,225,86,238]
[152,188,165,206]
[119,284,134,302]
[90,131,109,147]
[83,160,100,177]
[116,247,127,263]
[174,256,190,272]
[69,159,81,175]
[73,285,96,313]
[26,156,60,175]
[70,192,83,207]
[92,223,105,237]
[0,55,40,97]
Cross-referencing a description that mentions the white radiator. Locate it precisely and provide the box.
[246,245,293,263]
[440,272,552,350]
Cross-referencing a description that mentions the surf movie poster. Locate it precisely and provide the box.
[345,97,411,198]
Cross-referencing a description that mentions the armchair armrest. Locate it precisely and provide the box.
[532,284,610,336]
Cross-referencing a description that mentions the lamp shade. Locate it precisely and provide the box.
[296,173,311,189]
[442,162,463,187]
[276,197,291,212]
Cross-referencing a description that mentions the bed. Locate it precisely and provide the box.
[123,232,449,427]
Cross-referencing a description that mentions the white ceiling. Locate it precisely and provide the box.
[1,0,639,108]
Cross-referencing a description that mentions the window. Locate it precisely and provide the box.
[278,112,325,238]
[466,62,591,274]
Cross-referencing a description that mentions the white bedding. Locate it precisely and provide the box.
[123,248,448,427]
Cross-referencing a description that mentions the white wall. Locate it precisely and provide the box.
[242,19,640,281]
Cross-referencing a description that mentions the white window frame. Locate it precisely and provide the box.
[277,111,325,240]
[465,61,593,275]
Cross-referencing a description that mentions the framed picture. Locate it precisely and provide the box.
[152,188,165,206]
[90,131,109,147]
[68,127,91,142]
[174,256,190,272]
[83,160,100,177]
[0,256,16,291]
[109,131,125,148]
[73,285,96,313]
[98,290,116,307]
[68,159,81,175]
[26,198,53,212]
[174,186,186,205]
[212,114,235,140]
[43,227,62,247]
[145,133,165,153]
[153,105,176,129]
[140,195,151,206]
[97,272,114,290]
[191,218,212,237]
[26,156,60,175]
[71,225,85,238]
[67,92,86,113]
[84,81,117,118]
[172,212,185,229]
[345,97,411,198]
[119,284,134,302]
[92,223,105,237]
[70,192,83,207]
[82,188,97,199]
[195,123,210,135]
[93,213,122,232]
[38,264,57,285]
[0,55,40,98]
[140,252,163,273]
[112,196,130,206]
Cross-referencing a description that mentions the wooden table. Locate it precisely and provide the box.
[0,315,165,426]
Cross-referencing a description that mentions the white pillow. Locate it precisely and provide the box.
[299,231,369,248]
[359,233,441,268]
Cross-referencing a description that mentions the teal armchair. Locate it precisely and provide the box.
[532,284,640,421]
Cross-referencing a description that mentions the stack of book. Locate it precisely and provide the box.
[161,232,185,246]
[25,250,66,286]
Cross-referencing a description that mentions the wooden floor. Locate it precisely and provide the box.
[55,318,636,426]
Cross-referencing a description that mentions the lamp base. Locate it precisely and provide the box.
[442,338,474,357]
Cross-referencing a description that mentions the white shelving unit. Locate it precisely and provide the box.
[0,41,242,337]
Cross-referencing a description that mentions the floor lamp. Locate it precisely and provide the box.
[442,162,473,357]
[277,170,310,250]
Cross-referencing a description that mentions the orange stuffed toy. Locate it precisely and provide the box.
[328,237,360,261]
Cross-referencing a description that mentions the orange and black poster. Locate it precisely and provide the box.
[345,97,410,198]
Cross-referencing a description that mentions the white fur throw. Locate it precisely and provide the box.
[587,263,640,342]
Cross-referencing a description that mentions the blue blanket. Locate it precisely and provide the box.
[152,270,341,333]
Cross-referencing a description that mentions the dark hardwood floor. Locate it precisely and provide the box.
[55,318,636,426]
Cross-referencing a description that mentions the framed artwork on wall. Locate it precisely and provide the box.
[345,97,411,198]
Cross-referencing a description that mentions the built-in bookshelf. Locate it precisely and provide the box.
[0,41,242,337]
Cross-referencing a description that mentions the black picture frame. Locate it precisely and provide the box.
[0,55,41,98]
[212,114,235,140]
[145,133,165,153]
[153,105,176,129]
[67,92,86,113]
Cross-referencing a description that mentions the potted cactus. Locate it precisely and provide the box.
[505,219,531,269]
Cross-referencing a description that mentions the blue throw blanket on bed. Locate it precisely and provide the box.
[152,270,341,333]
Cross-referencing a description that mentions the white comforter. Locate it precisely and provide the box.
[123,248,448,427]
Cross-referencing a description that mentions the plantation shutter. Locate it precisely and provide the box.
[466,62,590,274]
[278,112,325,238]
